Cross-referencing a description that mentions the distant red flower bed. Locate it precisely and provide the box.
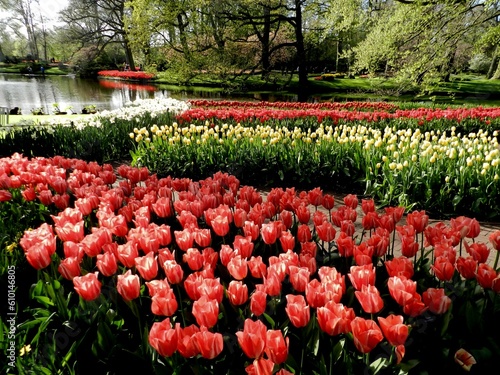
[98,70,155,80]
[98,79,156,92]
[188,99,399,112]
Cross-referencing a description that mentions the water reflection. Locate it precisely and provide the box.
[0,73,319,114]
[0,74,170,114]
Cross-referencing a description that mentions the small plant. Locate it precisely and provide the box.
[31,107,45,115]
[81,104,97,114]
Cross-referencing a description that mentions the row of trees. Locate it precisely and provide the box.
[2,0,500,86]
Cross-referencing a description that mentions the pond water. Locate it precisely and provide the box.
[0,73,300,114]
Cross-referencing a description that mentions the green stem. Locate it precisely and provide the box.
[176,284,186,326]
[494,251,499,271]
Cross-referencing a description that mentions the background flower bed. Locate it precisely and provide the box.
[1,154,499,375]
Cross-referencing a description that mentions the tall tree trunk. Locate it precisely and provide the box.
[487,46,499,79]
[261,4,271,76]
[294,0,308,100]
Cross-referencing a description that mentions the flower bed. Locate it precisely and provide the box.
[98,70,156,81]
[1,154,499,374]
[131,120,500,219]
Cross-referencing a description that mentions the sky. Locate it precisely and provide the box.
[1,0,69,30]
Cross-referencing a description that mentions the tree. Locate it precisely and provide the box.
[352,0,500,85]
[59,0,136,71]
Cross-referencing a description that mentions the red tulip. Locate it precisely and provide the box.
[198,277,224,303]
[351,317,383,353]
[422,288,451,314]
[73,272,101,301]
[361,199,375,214]
[400,234,419,258]
[264,268,282,296]
[174,229,194,251]
[406,210,429,233]
[193,326,223,359]
[96,251,118,277]
[385,257,414,279]
[488,230,500,251]
[227,255,248,280]
[151,288,178,316]
[289,266,310,293]
[384,206,405,224]
[465,241,490,263]
[336,232,354,257]
[431,256,455,282]
[227,280,249,306]
[348,264,376,290]
[475,263,497,289]
[0,189,12,202]
[116,241,139,268]
[192,295,219,328]
[402,293,428,317]
[212,214,230,237]
[163,260,184,285]
[355,285,384,314]
[285,294,310,328]
[248,256,267,279]
[261,222,280,245]
[317,301,355,336]
[58,257,81,280]
[244,221,260,241]
[176,324,200,358]
[152,197,173,218]
[250,289,267,316]
[316,221,336,242]
[234,208,248,228]
[322,194,335,210]
[343,194,358,209]
[454,348,477,372]
[456,256,477,279]
[117,270,140,302]
[295,204,311,224]
[265,329,289,364]
[377,314,409,346]
[279,230,295,252]
[135,252,158,280]
[148,318,178,357]
[388,276,417,306]
[245,358,274,375]
[183,248,204,271]
[362,211,380,230]
[307,187,323,207]
[280,210,293,229]
[233,235,254,259]
[236,318,267,359]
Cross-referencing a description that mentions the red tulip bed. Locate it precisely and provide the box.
[97,70,155,81]
[1,153,499,374]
